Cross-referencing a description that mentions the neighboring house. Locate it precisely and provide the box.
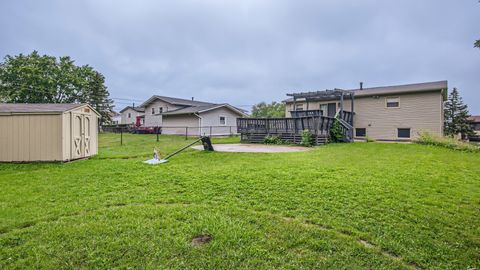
[468,116,480,141]
[139,95,247,136]
[284,81,447,141]
[108,111,121,125]
[120,106,145,125]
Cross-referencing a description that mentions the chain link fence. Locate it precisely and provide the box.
[101,125,238,137]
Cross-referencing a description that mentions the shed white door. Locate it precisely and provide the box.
[72,113,85,159]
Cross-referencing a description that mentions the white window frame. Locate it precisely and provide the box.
[219,116,226,125]
[151,107,155,114]
[128,113,131,118]
[319,104,328,116]
[386,97,400,108]
[159,107,163,113]
[296,103,304,111]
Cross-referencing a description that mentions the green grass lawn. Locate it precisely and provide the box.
[1,133,479,269]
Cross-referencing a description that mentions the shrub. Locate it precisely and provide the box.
[263,135,286,145]
[300,130,314,147]
[415,132,480,152]
[329,119,344,143]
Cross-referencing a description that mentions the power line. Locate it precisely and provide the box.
[111,97,144,102]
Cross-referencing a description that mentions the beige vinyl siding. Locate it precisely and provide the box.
[144,100,184,126]
[120,108,143,124]
[285,90,443,141]
[0,114,62,161]
[199,107,242,135]
[354,91,443,140]
[161,114,200,136]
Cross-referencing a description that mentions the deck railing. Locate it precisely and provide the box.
[339,110,353,125]
[237,116,335,136]
[290,110,323,118]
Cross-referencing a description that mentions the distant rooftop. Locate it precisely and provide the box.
[119,106,145,113]
[0,103,84,113]
[140,95,215,108]
[468,116,480,123]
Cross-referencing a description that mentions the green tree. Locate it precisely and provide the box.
[251,101,285,118]
[475,40,480,49]
[0,51,113,124]
[444,88,474,138]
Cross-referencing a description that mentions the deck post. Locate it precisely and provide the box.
[293,96,296,114]
[340,92,344,120]
[266,118,270,135]
[351,93,355,126]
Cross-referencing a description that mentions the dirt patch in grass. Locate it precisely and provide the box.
[191,234,213,246]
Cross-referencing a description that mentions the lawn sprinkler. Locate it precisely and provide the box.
[143,136,214,165]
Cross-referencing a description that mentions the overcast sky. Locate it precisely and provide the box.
[1,0,479,113]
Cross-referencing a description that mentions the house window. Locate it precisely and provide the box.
[319,104,328,116]
[159,107,163,113]
[128,113,131,118]
[386,97,400,108]
[296,103,304,111]
[398,128,411,138]
[220,116,226,125]
[151,107,155,114]
[355,128,366,137]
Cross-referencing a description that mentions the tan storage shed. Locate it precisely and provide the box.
[0,103,100,162]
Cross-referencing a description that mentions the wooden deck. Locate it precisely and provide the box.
[237,111,354,145]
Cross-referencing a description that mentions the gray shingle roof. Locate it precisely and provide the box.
[468,116,480,123]
[353,80,447,97]
[161,104,219,115]
[141,95,215,108]
[161,104,246,116]
[119,106,145,113]
[0,103,84,113]
[284,80,448,102]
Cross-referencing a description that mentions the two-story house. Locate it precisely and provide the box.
[284,81,447,141]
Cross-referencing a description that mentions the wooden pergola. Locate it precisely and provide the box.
[286,88,355,126]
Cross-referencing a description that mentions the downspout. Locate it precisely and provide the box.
[194,113,202,137]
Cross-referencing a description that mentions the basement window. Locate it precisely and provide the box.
[386,97,400,108]
[398,128,411,139]
[355,128,366,137]
[220,116,226,125]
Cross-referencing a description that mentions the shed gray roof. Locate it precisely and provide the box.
[284,80,448,102]
[0,103,84,113]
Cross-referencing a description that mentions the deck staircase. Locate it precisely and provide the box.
[334,110,354,143]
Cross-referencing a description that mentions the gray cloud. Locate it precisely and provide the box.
[1,0,479,113]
